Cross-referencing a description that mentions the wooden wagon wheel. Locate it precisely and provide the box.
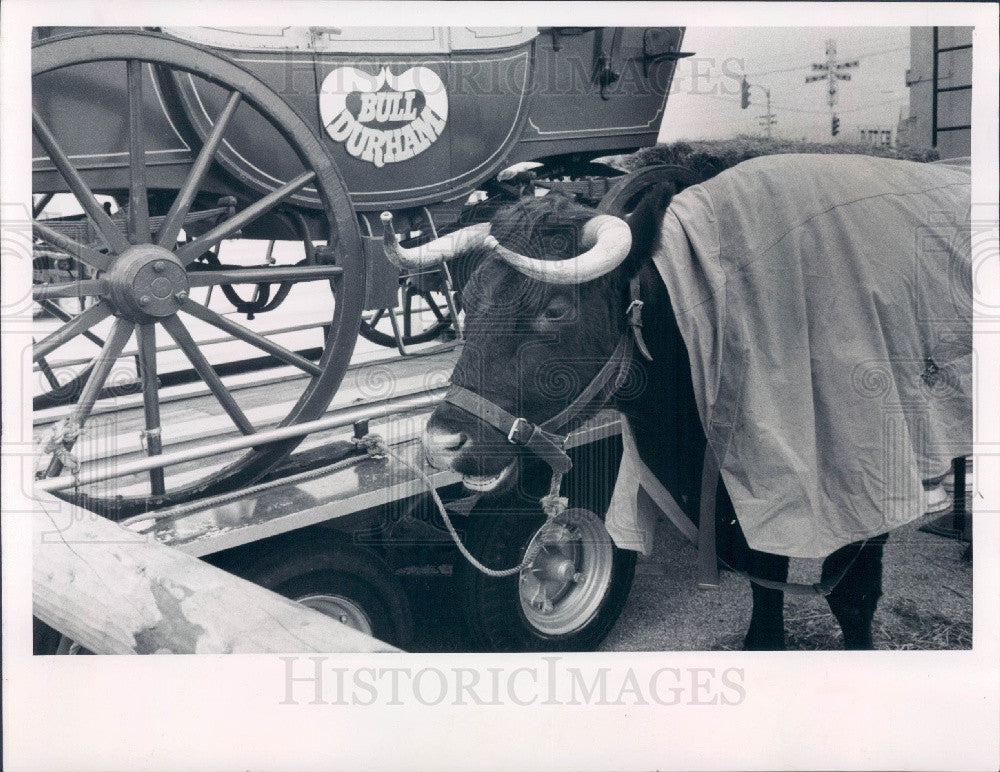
[32,31,364,516]
[356,210,457,351]
[358,283,456,349]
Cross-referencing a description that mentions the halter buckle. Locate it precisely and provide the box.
[626,298,644,326]
[507,417,534,445]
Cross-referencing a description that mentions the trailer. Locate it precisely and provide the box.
[30,26,697,652]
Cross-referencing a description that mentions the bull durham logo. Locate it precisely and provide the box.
[319,66,449,168]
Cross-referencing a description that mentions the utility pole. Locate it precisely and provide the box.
[741,77,776,139]
[757,87,776,138]
[805,39,858,138]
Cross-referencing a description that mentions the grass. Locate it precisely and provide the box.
[618,135,940,183]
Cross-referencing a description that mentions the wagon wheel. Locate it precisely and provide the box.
[354,211,457,350]
[358,283,456,349]
[32,31,364,516]
[597,163,701,217]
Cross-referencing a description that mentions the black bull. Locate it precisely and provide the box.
[423,188,889,650]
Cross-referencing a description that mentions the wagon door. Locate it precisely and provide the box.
[312,27,537,210]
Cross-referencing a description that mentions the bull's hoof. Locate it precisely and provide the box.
[743,633,786,651]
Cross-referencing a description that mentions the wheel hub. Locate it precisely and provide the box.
[295,594,374,637]
[518,508,615,636]
[103,245,189,321]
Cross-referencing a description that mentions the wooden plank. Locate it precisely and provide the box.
[33,492,400,654]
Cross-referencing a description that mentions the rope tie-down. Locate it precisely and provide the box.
[37,419,83,481]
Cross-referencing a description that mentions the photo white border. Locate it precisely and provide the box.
[3,2,998,770]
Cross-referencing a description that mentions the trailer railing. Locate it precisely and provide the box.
[35,387,448,493]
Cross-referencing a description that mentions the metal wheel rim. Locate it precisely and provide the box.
[518,508,615,637]
[32,31,364,515]
[295,593,374,636]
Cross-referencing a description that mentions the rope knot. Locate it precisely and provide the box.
[540,494,569,518]
[352,432,388,459]
[37,419,82,480]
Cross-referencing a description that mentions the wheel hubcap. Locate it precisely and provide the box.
[519,508,615,636]
[295,593,375,636]
[104,244,189,321]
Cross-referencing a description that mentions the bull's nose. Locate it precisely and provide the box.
[422,425,468,469]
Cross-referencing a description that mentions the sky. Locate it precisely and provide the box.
[658,27,911,144]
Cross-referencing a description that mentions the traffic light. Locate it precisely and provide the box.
[831,115,840,137]
[740,77,750,109]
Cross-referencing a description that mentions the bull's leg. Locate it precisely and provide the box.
[743,550,790,650]
[821,534,888,650]
[715,487,789,650]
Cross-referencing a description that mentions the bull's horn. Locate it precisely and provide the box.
[487,214,632,285]
[380,212,491,271]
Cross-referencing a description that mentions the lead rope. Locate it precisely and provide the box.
[370,435,555,579]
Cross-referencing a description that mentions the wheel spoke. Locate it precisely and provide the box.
[157,90,243,249]
[126,60,150,244]
[32,108,130,254]
[42,318,134,478]
[36,299,106,347]
[136,324,166,496]
[174,170,316,265]
[186,263,342,287]
[161,315,255,435]
[36,351,62,390]
[33,220,111,272]
[33,279,105,301]
[33,192,55,219]
[421,292,448,322]
[178,297,322,377]
[403,289,413,338]
[33,301,111,362]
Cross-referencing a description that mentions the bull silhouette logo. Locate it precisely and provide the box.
[319,65,449,168]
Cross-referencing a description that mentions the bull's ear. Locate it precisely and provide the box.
[621,182,674,278]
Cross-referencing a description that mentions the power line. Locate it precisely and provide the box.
[745,44,909,78]
[687,91,906,117]
[769,96,907,115]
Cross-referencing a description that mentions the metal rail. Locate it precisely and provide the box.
[36,387,448,493]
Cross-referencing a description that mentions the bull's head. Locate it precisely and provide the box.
[382,190,667,495]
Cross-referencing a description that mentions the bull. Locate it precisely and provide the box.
[381,154,971,650]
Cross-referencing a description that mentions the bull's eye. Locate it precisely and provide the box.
[542,298,572,322]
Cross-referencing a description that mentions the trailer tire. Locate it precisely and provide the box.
[244,539,413,649]
[456,509,636,652]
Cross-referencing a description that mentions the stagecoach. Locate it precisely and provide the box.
[29,26,693,651]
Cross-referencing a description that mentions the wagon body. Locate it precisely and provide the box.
[30,27,686,651]
[32,26,686,212]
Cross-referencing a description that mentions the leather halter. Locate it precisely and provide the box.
[443,276,649,480]
[444,335,634,478]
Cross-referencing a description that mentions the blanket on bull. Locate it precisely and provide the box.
[607,154,971,558]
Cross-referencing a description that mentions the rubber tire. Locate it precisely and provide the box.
[240,537,413,650]
[33,618,90,655]
[455,511,637,652]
